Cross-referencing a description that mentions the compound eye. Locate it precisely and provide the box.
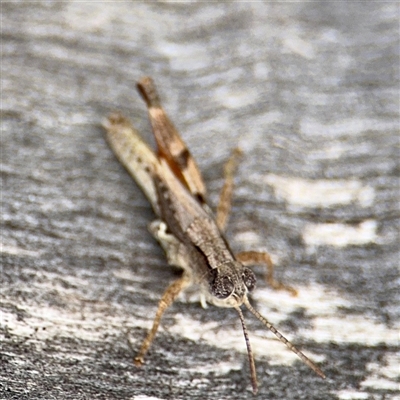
[210,273,234,299]
[242,267,256,292]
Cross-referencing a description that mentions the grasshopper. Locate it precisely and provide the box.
[102,77,325,394]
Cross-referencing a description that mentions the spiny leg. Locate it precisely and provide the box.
[134,275,190,365]
[236,251,297,296]
[216,148,242,232]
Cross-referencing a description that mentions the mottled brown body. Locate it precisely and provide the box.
[103,77,325,394]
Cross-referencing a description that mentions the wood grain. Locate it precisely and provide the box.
[2,3,399,399]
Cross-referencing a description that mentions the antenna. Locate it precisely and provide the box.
[235,306,258,394]
[243,296,326,379]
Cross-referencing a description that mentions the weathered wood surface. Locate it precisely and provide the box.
[2,3,399,400]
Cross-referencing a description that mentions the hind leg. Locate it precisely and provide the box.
[215,148,242,232]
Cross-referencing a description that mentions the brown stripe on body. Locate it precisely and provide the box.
[137,76,206,203]
[175,148,190,169]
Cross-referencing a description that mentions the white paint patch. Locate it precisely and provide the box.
[234,231,264,248]
[320,28,341,43]
[4,308,105,343]
[309,143,348,160]
[336,390,369,399]
[157,42,210,71]
[213,85,258,109]
[254,284,399,345]
[259,110,283,125]
[167,312,316,367]
[264,174,375,208]
[300,117,398,138]
[312,315,399,345]
[253,283,351,317]
[308,141,374,161]
[253,61,270,79]
[303,220,378,247]
[38,196,83,213]
[0,245,42,257]
[113,268,149,283]
[361,376,400,392]
[361,353,400,391]
[65,3,117,32]
[185,359,242,375]
[2,300,136,346]
[282,35,315,59]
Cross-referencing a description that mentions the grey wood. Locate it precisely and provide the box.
[2,3,399,400]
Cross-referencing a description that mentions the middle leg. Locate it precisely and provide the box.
[236,251,297,296]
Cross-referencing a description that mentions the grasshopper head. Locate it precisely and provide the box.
[207,261,256,308]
